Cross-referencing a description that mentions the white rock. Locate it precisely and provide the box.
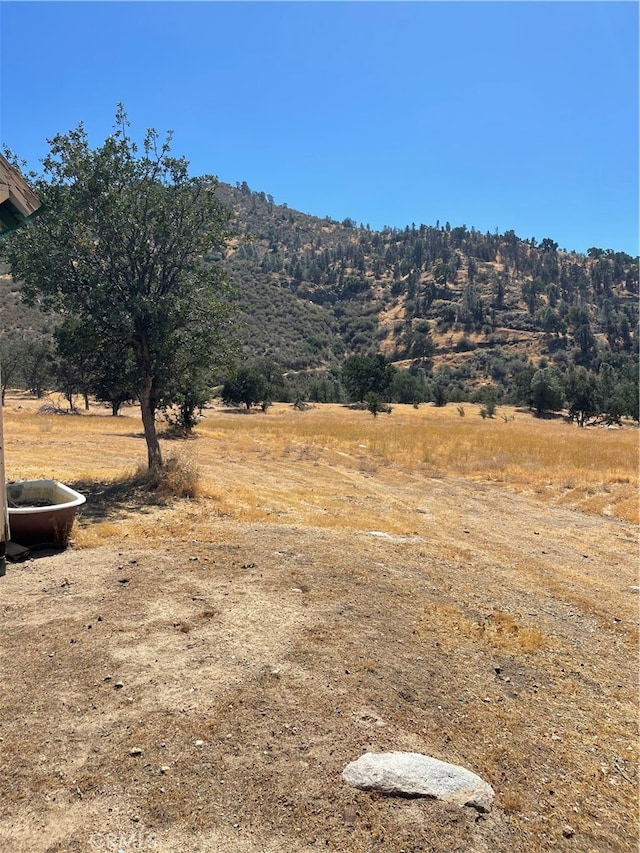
[342,751,494,812]
[367,531,425,543]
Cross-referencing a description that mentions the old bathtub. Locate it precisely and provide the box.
[6,480,86,546]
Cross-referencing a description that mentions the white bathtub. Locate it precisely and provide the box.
[6,480,86,546]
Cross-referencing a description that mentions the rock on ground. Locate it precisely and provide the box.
[342,751,495,812]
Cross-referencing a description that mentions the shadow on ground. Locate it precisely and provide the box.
[67,475,168,523]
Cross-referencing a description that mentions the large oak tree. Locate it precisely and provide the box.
[2,107,234,468]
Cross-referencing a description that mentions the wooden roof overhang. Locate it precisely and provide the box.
[0,152,43,237]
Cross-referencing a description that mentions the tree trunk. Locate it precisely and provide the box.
[140,375,162,469]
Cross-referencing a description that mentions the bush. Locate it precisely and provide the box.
[473,384,498,417]
[132,454,200,499]
[432,383,447,406]
[366,393,392,417]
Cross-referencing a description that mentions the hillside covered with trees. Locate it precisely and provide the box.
[1,177,638,423]
[215,182,638,419]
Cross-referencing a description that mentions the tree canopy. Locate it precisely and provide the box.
[341,354,397,403]
[530,367,564,416]
[221,365,271,410]
[1,107,234,467]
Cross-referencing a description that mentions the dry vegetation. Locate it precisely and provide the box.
[0,393,638,853]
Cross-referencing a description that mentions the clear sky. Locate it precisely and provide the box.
[1,1,638,255]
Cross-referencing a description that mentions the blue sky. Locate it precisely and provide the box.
[1,1,638,255]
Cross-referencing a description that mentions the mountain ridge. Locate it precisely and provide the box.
[215,181,638,401]
[1,179,637,410]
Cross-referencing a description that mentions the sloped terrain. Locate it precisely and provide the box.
[215,183,638,392]
[0,398,637,852]
[3,185,637,403]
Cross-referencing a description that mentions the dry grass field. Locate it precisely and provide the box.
[0,394,638,853]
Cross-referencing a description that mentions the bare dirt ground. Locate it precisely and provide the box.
[0,401,637,853]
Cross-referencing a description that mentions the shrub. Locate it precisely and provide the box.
[132,454,200,499]
[366,393,392,417]
[473,384,498,417]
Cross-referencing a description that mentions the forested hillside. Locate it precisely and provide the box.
[214,181,638,413]
[1,179,638,418]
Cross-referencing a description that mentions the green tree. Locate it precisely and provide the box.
[51,313,138,415]
[511,363,536,406]
[564,366,600,427]
[396,323,435,361]
[160,326,222,430]
[473,383,498,417]
[572,322,597,368]
[1,107,233,468]
[539,237,559,254]
[390,370,422,405]
[221,366,270,410]
[540,307,566,337]
[530,367,564,416]
[433,262,453,291]
[54,318,104,410]
[522,278,544,315]
[93,353,137,416]
[587,247,605,259]
[250,358,285,399]
[0,332,29,405]
[597,359,639,423]
[341,354,396,403]
[432,381,448,407]
[21,335,55,398]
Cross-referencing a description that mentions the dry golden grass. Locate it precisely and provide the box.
[5,395,636,530]
[195,402,639,524]
[432,606,547,655]
[0,392,637,853]
[210,403,631,548]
